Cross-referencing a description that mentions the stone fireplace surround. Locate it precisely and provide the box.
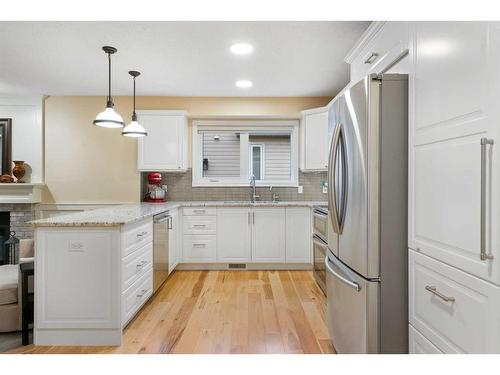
[0,203,35,240]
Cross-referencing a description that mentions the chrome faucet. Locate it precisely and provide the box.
[269,186,279,203]
[250,175,260,203]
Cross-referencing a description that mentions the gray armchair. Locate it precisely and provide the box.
[0,239,34,332]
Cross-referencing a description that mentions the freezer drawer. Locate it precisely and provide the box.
[326,250,379,353]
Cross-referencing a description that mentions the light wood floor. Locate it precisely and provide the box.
[9,270,335,354]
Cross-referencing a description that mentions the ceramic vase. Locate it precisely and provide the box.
[12,161,25,183]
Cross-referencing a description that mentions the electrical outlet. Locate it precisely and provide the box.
[323,185,328,194]
[297,185,303,194]
[69,241,85,252]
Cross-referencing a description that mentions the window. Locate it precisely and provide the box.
[192,120,298,187]
[250,144,263,180]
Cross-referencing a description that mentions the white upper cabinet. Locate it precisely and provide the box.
[300,107,329,171]
[217,207,252,262]
[408,22,500,285]
[251,207,286,262]
[345,22,410,83]
[137,110,188,172]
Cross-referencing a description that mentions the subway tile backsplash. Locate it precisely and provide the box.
[141,170,328,202]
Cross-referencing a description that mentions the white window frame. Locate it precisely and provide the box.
[192,120,299,187]
[249,143,265,180]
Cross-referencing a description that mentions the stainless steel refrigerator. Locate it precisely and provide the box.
[326,74,408,353]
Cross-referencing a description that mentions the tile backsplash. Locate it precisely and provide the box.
[141,170,328,202]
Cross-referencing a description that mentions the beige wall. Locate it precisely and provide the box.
[43,96,332,204]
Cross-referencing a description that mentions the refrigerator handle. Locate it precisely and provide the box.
[328,123,342,234]
[338,126,348,233]
[325,256,361,292]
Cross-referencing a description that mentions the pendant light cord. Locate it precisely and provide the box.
[132,75,137,121]
[107,52,112,106]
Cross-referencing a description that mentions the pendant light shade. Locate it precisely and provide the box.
[122,71,147,137]
[93,46,124,128]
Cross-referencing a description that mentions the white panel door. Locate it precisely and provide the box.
[216,208,251,262]
[285,207,312,263]
[252,208,286,262]
[409,22,500,284]
[301,109,329,171]
[137,111,187,171]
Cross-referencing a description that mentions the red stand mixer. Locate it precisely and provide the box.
[145,172,167,203]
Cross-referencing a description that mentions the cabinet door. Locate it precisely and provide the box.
[409,22,500,284]
[168,209,179,273]
[285,207,312,263]
[137,111,187,171]
[217,208,251,262]
[252,208,286,262]
[301,110,329,171]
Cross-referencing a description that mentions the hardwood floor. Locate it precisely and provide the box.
[9,270,335,354]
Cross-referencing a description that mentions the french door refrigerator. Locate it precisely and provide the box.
[326,74,408,353]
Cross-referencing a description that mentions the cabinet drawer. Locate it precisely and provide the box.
[409,250,500,353]
[183,207,216,216]
[122,242,153,292]
[183,235,216,262]
[183,216,217,235]
[122,219,153,257]
[408,325,443,354]
[122,267,153,326]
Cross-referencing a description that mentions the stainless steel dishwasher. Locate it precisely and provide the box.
[153,212,171,293]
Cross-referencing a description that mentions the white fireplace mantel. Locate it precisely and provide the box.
[0,183,45,204]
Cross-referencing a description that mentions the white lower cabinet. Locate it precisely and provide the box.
[179,205,312,265]
[252,208,286,262]
[409,324,443,354]
[409,250,500,353]
[217,208,252,262]
[285,207,312,263]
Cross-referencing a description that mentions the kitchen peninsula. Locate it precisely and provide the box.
[30,201,321,346]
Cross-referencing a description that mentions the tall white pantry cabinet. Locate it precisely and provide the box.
[349,21,500,353]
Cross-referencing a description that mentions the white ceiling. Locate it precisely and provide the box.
[0,21,369,97]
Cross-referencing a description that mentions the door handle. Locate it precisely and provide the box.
[328,123,342,234]
[425,285,455,303]
[324,256,361,292]
[480,138,494,261]
[338,126,348,233]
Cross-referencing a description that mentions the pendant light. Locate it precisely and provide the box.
[122,71,147,137]
[93,46,124,128]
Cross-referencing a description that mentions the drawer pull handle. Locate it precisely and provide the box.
[136,263,144,269]
[193,224,207,228]
[136,231,148,238]
[364,52,379,64]
[136,289,148,298]
[425,285,455,303]
[193,243,206,248]
[193,210,206,214]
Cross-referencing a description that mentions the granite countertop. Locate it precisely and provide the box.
[29,200,327,227]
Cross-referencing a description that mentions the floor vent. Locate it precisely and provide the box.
[228,263,246,269]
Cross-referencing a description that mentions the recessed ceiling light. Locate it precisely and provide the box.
[230,43,254,55]
[235,80,253,88]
